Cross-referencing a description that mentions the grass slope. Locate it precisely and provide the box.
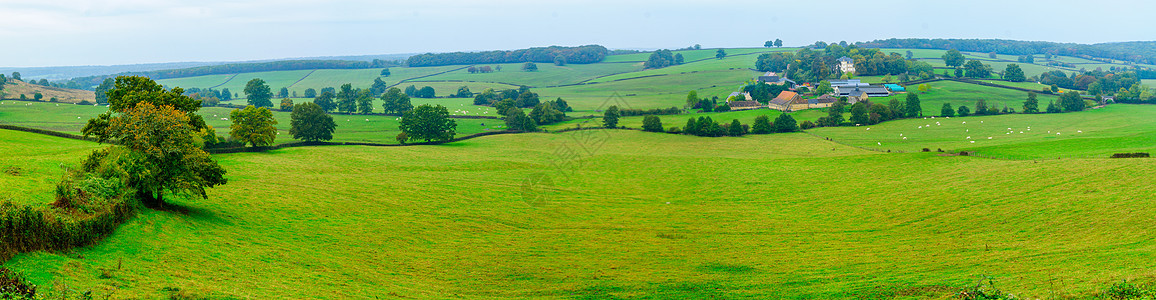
[1,81,96,103]
[4,129,1156,299]
[0,129,102,206]
[811,104,1156,159]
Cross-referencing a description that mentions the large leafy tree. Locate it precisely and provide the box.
[356,89,374,114]
[1058,91,1086,112]
[380,87,413,114]
[1004,64,1026,82]
[229,105,278,147]
[642,115,663,132]
[603,105,620,128]
[751,115,772,134]
[941,103,955,117]
[314,90,336,112]
[773,113,797,133]
[904,93,922,117]
[337,83,357,113]
[81,76,226,206]
[1023,92,1040,113]
[963,60,991,78]
[94,78,114,104]
[942,49,965,68]
[290,102,337,142]
[399,104,457,142]
[244,78,274,108]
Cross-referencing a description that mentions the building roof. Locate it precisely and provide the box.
[727,100,763,108]
[838,56,853,63]
[816,94,837,103]
[883,84,905,91]
[836,85,890,97]
[772,90,799,100]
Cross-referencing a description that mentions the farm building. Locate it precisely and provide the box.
[829,79,870,88]
[727,100,764,110]
[758,72,796,86]
[728,92,751,101]
[838,56,855,74]
[835,85,890,98]
[768,91,801,111]
[846,89,868,104]
[883,84,905,92]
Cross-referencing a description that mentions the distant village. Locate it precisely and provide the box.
[727,56,906,112]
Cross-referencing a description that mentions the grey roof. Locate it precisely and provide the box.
[728,100,763,108]
[837,86,890,97]
[838,56,853,62]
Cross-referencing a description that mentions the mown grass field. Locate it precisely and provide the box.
[0,129,102,206]
[4,125,1156,299]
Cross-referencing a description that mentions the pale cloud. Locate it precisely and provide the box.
[0,0,1151,67]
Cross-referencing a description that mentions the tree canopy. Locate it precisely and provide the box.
[80,76,226,206]
[290,102,337,142]
[399,104,457,142]
[229,105,278,147]
[244,78,274,108]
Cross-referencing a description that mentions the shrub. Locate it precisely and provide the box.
[667,126,681,134]
[641,115,663,132]
[0,267,36,299]
[799,120,816,130]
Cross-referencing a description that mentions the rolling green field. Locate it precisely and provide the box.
[541,108,825,132]
[0,101,500,145]
[811,104,1156,159]
[866,80,1060,116]
[5,125,1156,298]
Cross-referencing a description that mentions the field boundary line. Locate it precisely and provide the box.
[286,70,316,88]
[387,66,471,89]
[208,74,238,89]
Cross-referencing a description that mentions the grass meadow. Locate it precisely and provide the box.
[0,129,103,206]
[4,127,1156,299]
[811,104,1156,159]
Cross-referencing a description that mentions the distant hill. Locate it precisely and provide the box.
[857,38,1156,65]
[1,80,95,103]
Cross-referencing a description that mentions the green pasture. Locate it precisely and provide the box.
[400,81,521,97]
[541,108,825,133]
[811,104,1156,159]
[4,128,1156,298]
[0,129,103,206]
[867,80,1060,116]
[413,62,642,88]
[601,47,789,63]
[536,69,758,112]
[0,100,498,145]
[1144,79,1156,88]
[157,66,460,97]
[589,53,764,83]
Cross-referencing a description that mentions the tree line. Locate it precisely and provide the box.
[62,60,392,90]
[405,45,609,67]
[756,45,936,83]
[859,38,1156,65]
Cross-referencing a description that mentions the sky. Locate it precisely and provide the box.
[1,0,1153,67]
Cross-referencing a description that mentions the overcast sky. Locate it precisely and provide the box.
[1,0,1152,67]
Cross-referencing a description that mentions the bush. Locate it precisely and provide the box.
[666,126,681,134]
[641,115,663,132]
[0,267,36,299]
[799,120,816,130]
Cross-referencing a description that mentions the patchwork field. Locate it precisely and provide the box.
[865,80,1061,117]
[4,126,1156,299]
[0,101,499,145]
